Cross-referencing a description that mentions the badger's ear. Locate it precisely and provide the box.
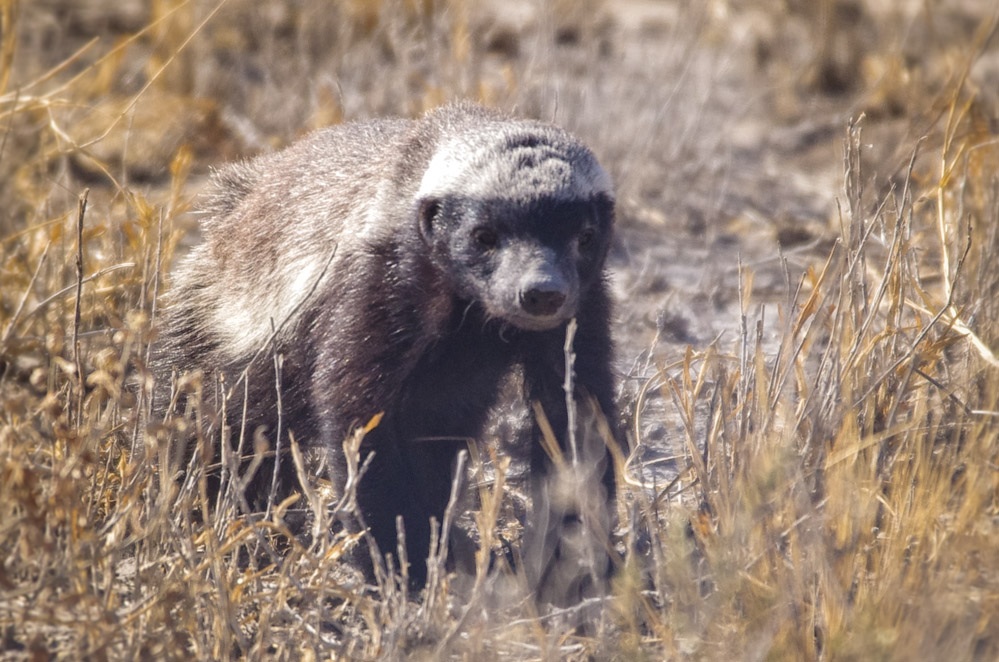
[417,197,441,245]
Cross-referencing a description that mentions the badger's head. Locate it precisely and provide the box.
[415,123,614,332]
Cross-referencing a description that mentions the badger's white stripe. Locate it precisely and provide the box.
[417,129,613,202]
[208,255,325,356]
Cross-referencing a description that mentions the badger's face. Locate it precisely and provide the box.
[417,192,613,331]
[415,126,614,331]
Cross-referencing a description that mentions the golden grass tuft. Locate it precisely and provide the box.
[621,112,999,659]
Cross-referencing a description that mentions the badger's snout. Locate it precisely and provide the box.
[520,282,568,317]
[509,257,577,330]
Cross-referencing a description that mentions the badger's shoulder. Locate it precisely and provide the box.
[165,118,413,361]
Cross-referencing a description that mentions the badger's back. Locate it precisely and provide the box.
[153,117,416,399]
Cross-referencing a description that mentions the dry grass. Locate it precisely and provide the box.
[2,0,999,659]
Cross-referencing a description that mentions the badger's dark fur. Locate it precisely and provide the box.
[152,102,619,596]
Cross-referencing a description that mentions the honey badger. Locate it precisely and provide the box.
[153,102,619,596]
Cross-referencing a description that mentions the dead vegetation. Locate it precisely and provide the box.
[1,0,998,659]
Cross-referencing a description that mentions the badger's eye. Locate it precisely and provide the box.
[472,226,499,249]
[578,227,596,249]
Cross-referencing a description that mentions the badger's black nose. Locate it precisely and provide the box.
[520,287,567,317]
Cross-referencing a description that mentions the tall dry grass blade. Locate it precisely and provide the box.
[71,188,89,429]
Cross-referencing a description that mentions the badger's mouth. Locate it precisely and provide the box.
[504,312,570,332]
[489,294,577,332]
